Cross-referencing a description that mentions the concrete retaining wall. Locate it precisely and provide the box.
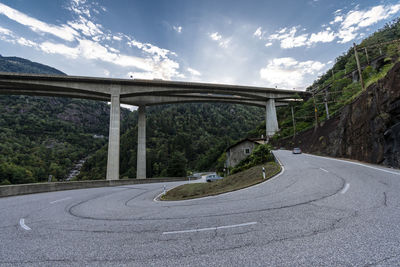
[0,178,186,198]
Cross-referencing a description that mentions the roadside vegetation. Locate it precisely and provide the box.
[161,144,280,201]
[161,161,280,201]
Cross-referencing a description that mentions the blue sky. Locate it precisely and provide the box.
[0,0,399,91]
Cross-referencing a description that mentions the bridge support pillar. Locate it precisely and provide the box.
[137,105,146,179]
[266,99,279,139]
[106,86,120,180]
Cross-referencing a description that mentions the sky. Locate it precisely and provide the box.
[0,0,400,92]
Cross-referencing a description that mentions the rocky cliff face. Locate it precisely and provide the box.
[277,62,400,168]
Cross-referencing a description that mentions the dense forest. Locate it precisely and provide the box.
[269,18,400,140]
[79,103,264,179]
[0,55,115,184]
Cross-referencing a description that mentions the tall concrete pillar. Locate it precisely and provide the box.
[106,86,120,180]
[266,99,279,138]
[137,105,146,179]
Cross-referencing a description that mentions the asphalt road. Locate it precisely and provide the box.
[1,150,400,266]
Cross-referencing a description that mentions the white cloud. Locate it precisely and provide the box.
[210,32,222,41]
[173,25,182,33]
[337,4,400,43]
[268,27,308,49]
[218,38,231,48]
[0,3,78,41]
[0,1,184,81]
[17,37,37,47]
[259,57,325,88]
[308,30,336,44]
[67,16,103,37]
[40,42,80,59]
[209,32,231,48]
[78,39,153,70]
[67,0,92,17]
[128,40,177,60]
[128,58,183,80]
[128,71,157,80]
[253,27,264,39]
[187,67,201,76]
[337,27,358,43]
[266,3,400,48]
[330,15,343,24]
[0,26,12,36]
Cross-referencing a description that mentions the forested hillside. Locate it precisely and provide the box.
[0,55,112,184]
[273,18,400,140]
[0,55,265,182]
[79,103,264,179]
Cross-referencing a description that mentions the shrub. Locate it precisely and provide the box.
[230,144,274,174]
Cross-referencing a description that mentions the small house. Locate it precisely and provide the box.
[226,138,266,168]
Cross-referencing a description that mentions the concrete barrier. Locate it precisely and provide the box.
[0,178,186,198]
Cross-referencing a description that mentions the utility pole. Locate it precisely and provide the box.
[353,43,365,91]
[324,90,330,120]
[312,90,319,131]
[291,105,296,138]
[364,47,370,65]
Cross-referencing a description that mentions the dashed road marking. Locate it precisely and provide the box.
[305,153,400,176]
[19,218,31,231]
[162,222,257,235]
[50,197,71,204]
[319,168,329,173]
[340,183,350,194]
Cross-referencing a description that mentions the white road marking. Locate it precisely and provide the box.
[340,183,350,194]
[19,218,31,231]
[162,222,257,235]
[319,168,329,173]
[304,153,400,176]
[50,197,71,204]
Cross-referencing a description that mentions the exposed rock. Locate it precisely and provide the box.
[276,62,400,168]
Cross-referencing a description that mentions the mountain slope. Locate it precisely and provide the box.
[0,55,112,184]
[79,103,265,179]
[272,18,400,140]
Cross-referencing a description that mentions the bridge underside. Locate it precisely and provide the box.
[0,72,308,180]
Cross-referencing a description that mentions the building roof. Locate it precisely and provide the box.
[226,138,266,152]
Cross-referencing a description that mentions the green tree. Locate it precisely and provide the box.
[165,151,187,177]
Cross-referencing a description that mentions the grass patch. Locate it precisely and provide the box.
[364,62,395,89]
[161,161,281,201]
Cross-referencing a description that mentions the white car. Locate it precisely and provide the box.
[205,173,223,182]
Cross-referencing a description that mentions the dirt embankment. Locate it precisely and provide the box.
[275,62,400,168]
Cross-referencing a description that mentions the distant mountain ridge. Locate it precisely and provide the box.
[0,55,65,75]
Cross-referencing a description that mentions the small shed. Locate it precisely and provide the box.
[226,138,266,168]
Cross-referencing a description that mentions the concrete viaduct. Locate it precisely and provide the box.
[0,72,309,180]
